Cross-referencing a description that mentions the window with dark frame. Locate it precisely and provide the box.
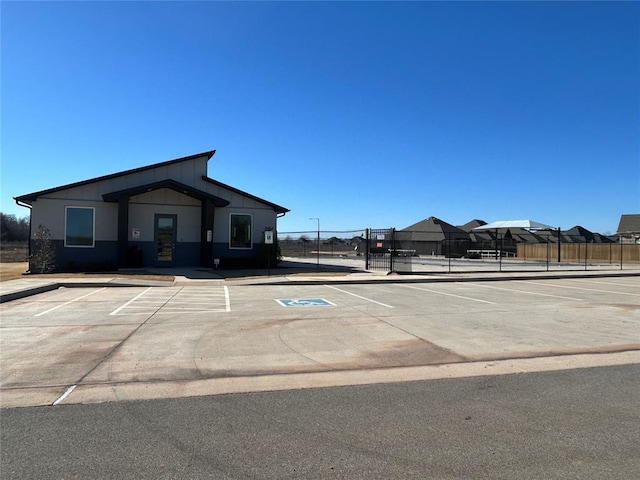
[230,214,252,249]
[65,206,95,247]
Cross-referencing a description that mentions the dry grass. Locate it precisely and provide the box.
[0,243,29,263]
[0,263,29,282]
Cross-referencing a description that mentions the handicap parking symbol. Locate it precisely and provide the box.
[276,298,335,307]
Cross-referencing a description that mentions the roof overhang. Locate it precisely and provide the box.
[472,220,555,232]
[102,179,230,207]
[202,176,290,214]
[14,150,217,205]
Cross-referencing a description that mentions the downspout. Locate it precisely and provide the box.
[15,200,33,266]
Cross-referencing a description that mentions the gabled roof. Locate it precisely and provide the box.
[591,233,615,244]
[564,225,615,243]
[403,216,468,234]
[15,150,217,204]
[14,149,290,214]
[400,216,469,242]
[102,179,229,207]
[565,225,594,243]
[617,214,640,234]
[566,225,592,237]
[458,219,487,232]
[202,176,290,214]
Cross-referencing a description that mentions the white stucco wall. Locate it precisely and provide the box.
[30,198,118,241]
[128,204,201,243]
[214,207,277,246]
[23,153,286,252]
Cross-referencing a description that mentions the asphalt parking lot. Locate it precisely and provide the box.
[1,275,639,408]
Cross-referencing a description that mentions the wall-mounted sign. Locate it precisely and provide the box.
[264,230,274,244]
[132,228,141,239]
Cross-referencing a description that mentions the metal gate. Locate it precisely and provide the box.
[365,228,395,272]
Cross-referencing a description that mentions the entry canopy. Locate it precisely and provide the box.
[472,220,555,231]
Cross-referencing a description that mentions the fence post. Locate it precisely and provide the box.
[390,228,395,273]
[499,233,502,272]
[365,228,370,270]
[447,232,451,273]
[620,238,623,270]
[584,242,587,271]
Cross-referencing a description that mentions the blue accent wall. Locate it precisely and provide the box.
[211,242,263,268]
[127,241,201,268]
[29,240,264,271]
[31,240,207,271]
[31,240,119,272]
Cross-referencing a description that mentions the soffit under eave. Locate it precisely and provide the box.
[102,180,230,207]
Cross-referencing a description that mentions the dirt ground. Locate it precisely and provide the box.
[0,263,29,282]
[0,262,174,283]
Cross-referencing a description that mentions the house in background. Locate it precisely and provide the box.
[565,225,614,244]
[616,214,640,244]
[398,217,618,258]
[14,150,289,271]
[397,216,470,256]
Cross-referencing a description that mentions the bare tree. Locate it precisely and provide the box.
[30,224,56,273]
[0,213,29,242]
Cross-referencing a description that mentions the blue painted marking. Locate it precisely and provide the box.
[276,298,335,307]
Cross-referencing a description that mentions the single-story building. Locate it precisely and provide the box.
[14,150,289,271]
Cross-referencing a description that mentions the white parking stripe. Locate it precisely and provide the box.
[401,284,497,304]
[566,278,640,289]
[35,288,107,317]
[152,309,229,314]
[463,282,583,301]
[109,287,153,315]
[109,286,231,315]
[523,281,640,297]
[324,285,394,308]
[52,384,76,406]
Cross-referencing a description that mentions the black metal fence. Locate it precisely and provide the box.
[277,229,639,273]
[278,229,367,258]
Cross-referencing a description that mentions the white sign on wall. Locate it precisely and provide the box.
[132,228,141,239]
[264,230,274,244]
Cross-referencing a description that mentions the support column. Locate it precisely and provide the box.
[200,199,214,267]
[117,197,129,268]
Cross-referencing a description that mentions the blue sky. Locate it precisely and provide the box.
[2,1,638,235]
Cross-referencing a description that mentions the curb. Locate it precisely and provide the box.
[0,279,174,304]
[238,270,640,286]
[1,270,638,302]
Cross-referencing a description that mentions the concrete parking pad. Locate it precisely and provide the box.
[1,275,638,408]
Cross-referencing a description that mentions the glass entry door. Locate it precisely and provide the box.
[155,214,177,266]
